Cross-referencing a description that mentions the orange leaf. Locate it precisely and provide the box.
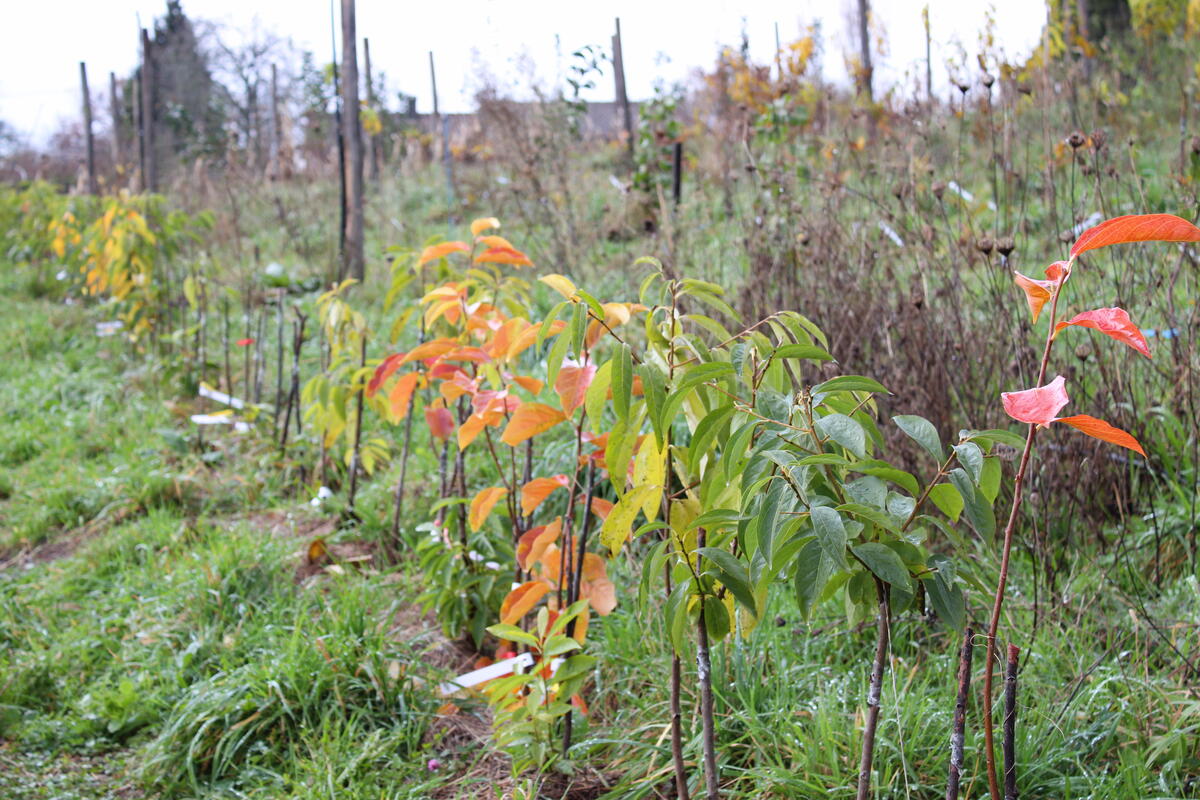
[1056,414,1145,457]
[474,246,533,268]
[1012,262,1066,323]
[425,404,455,439]
[1070,213,1200,259]
[475,234,515,250]
[500,581,548,625]
[387,372,422,421]
[1054,307,1150,358]
[470,217,500,236]
[500,403,566,446]
[555,362,596,415]
[516,518,562,570]
[400,338,458,365]
[457,414,487,449]
[506,320,565,360]
[1001,375,1068,427]
[521,475,571,516]
[468,486,508,532]
[511,375,544,395]
[590,497,614,520]
[418,241,470,265]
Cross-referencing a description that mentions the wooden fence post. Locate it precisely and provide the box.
[108,72,125,180]
[140,28,157,192]
[364,36,379,182]
[612,18,634,164]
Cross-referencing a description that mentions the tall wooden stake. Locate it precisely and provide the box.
[108,72,124,179]
[429,51,455,218]
[270,63,282,179]
[612,18,634,163]
[330,0,347,274]
[671,141,683,206]
[1003,645,1020,800]
[363,37,379,182]
[80,62,98,194]
[946,627,974,800]
[340,0,365,281]
[140,28,157,192]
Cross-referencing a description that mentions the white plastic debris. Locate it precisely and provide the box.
[438,653,534,695]
[96,320,124,337]
[199,382,246,410]
[1071,212,1103,237]
[877,221,905,247]
[947,180,997,212]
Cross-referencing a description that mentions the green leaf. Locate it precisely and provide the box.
[924,558,965,632]
[962,428,1027,449]
[486,624,539,648]
[639,365,667,447]
[613,343,633,420]
[546,320,573,387]
[570,301,588,359]
[698,547,757,616]
[952,467,995,537]
[812,375,889,396]
[542,636,583,657]
[774,343,834,362]
[809,506,849,569]
[664,579,693,653]
[538,301,568,349]
[837,503,901,534]
[816,413,866,458]
[953,442,984,484]
[856,464,920,496]
[794,537,831,618]
[661,363,733,431]
[893,415,943,461]
[928,483,964,522]
[703,594,731,641]
[688,403,734,477]
[979,456,1002,504]
[852,542,912,593]
[586,359,613,433]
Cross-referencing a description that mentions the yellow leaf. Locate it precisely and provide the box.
[599,484,659,556]
[632,435,666,521]
[539,274,577,301]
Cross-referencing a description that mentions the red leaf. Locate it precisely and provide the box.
[236,337,255,347]
[1070,213,1200,259]
[425,404,454,440]
[369,352,410,397]
[1056,414,1145,457]
[1054,307,1151,358]
[555,362,596,415]
[1001,375,1068,427]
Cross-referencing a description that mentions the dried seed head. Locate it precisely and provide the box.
[1059,229,1074,243]
[1090,129,1107,149]
[981,72,995,88]
[1191,135,1200,155]
[797,231,811,246]
[1106,165,1118,178]
[956,81,971,95]
[1017,83,1032,96]
[932,180,947,199]
[996,236,1015,257]
[1081,163,1094,176]
[976,237,994,254]
[1067,131,1087,149]
[1075,342,1092,360]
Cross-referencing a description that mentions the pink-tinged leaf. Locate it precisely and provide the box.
[236,337,255,347]
[1070,213,1200,259]
[520,475,571,516]
[425,405,454,440]
[1056,414,1146,457]
[1001,375,1069,427]
[1054,308,1151,358]
[555,362,596,415]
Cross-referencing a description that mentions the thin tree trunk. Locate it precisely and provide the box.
[670,649,691,800]
[340,0,365,280]
[329,0,346,273]
[946,627,974,800]
[695,529,719,800]
[856,578,890,800]
[80,62,98,195]
[346,335,367,515]
[1003,645,1020,800]
[429,51,455,213]
[270,63,282,179]
[856,0,874,105]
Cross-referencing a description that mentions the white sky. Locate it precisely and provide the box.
[1,0,1047,143]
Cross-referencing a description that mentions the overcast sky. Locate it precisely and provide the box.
[1,0,1046,143]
